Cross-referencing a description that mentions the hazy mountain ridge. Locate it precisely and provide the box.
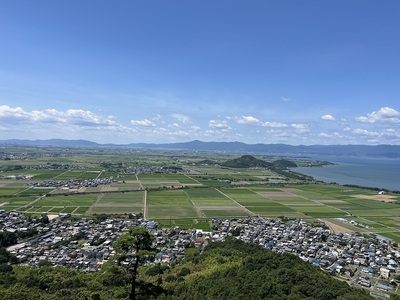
[1,139,400,158]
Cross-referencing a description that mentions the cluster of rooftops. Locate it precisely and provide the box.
[2,210,400,293]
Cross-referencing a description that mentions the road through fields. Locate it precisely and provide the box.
[216,188,256,216]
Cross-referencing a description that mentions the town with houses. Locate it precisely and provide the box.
[28,177,117,190]
[0,155,399,297]
[1,210,399,297]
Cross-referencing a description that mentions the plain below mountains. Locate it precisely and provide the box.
[1,139,400,158]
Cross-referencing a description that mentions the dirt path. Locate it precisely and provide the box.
[185,174,202,184]
[184,190,206,218]
[16,195,46,211]
[216,189,256,216]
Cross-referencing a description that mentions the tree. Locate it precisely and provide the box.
[40,214,49,224]
[113,226,155,300]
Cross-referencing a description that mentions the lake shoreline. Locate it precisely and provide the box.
[291,155,400,192]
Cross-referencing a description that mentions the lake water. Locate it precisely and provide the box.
[292,156,400,191]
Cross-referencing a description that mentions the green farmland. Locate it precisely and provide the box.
[1,147,400,241]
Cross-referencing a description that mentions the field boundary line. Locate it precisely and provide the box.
[183,190,206,218]
[184,174,201,184]
[15,186,33,196]
[358,216,400,235]
[86,193,104,215]
[136,175,144,190]
[216,189,256,216]
[95,170,104,179]
[281,188,351,217]
[16,195,46,211]
[52,169,71,179]
[143,190,147,219]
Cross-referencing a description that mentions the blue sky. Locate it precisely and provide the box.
[1,0,400,145]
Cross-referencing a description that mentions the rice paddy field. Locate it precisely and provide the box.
[1,147,400,240]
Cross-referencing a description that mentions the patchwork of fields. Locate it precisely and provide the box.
[1,151,400,241]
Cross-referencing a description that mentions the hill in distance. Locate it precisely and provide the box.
[220,155,298,169]
[1,139,400,158]
[221,155,272,168]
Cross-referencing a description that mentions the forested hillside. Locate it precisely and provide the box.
[221,155,272,168]
[152,239,373,300]
[0,239,376,299]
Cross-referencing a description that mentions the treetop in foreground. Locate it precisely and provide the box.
[146,239,373,300]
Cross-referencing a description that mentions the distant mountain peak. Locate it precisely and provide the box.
[0,139,399,158]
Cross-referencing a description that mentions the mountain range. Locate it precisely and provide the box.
[1,139,400,158]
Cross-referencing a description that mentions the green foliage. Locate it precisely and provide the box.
[146,264,168,277]
[113,226,156,300]
[0,232,17,247]
[15,228,38,240]
[221,156,297,170]
[38,260,53,268]
[0,264,13,273]
[221,155,272,168]
[0,230,383,300]
[0,265,122,299]
[93,213,108,223]
[155,239,373,300]
[40,214,49,224]
[165,275,177,283]
[271,159,298,169]
[114,226,154,258]
[0,247,16,264]
[177,267,191,277]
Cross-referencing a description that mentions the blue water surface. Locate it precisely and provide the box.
[293,156,400,191]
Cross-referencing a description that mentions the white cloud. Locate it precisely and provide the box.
[351,128,400,140]
[381,128,400,139]
[236,116,287,128]
[167,130,191,137]
[281,97,291,102]
[318,132,342,138]
[170,113,191,124]
[131,119,155,127]
[65,109,117,126]
[152,114,164,123]
[191,126,201,131]
[2,103,400,145]
[264,121,288,128]
[0,105,26,118]
[0,105,138,144]
[0,105,117,127]
[291,123,310,132]
[352,128,379,137]
[356,107,400,123]
[236,115,263,126]
[318,132,332,138]
[209,120,231,130]
[321,114,335,121]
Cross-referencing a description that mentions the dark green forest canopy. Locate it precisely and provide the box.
[271,159,298,169]
[221,155,272,168]
[221,155,298,169]
[0,239,375,300]
[165,239,373,300]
